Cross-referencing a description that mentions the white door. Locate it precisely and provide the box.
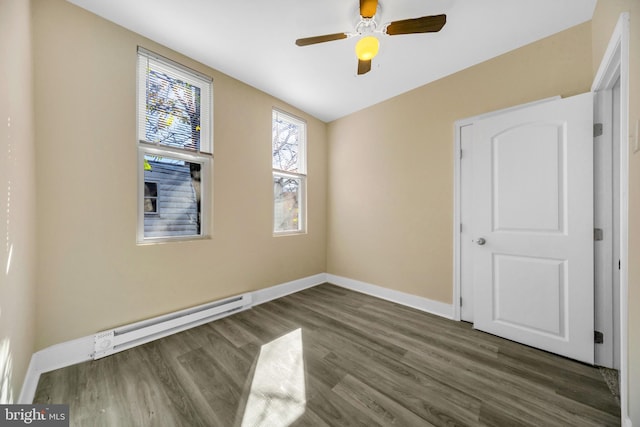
[471,92,594,364]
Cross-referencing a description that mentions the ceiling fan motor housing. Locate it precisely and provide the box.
[355,17,378,36]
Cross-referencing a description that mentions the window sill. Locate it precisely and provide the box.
[273,230,307,237]
[137,235,211,246]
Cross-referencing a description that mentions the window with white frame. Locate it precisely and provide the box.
[272,109,306,234]
[137,47,212,242]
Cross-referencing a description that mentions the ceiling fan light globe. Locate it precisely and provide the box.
[355,36,379,60]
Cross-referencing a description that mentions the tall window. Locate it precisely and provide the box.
[137,47,213,243]
[272,109,306,234]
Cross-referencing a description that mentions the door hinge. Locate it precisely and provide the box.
[594,123,603,137]
[619,259,621,270]
[460,149,463,159]
[594,330,604,344]
[594,228,604,241]
[460,297,463,307]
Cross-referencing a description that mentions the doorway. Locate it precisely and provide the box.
[453,11,629,423]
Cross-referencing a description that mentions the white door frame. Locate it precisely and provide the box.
[452,11,630,425]
[591,12,630,426]
[593,84,618,369]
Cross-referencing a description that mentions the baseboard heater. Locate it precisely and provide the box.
[93,293,252,359]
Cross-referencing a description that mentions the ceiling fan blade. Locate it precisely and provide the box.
[359,0,378,18]
[357,59,371,75]
[386,14,446,36]
[295,33,348,46]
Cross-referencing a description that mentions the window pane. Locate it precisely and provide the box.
[274,175,301,232]
[143,154,202,238]
[144,197,157,214]
[272,112,302,173]
[144,182,157,197]
[144,182,158,214]
[144,68,202,151]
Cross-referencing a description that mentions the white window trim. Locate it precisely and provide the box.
[272,109,307,235]
[272,108,307,174]
[137,47,213,153]
[137,47,213,244]
[137,146,212,244]
[273,171,307,236]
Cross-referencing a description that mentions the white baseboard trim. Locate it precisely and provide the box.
[19,273,453,403]
[326,274,454,320]
[19,271,629,423]
[18,355,39,404]
[18,335,95,404]
[17,273,328,403]
[252,273,327,306]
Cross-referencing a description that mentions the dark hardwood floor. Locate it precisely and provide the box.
[34,284,620,426]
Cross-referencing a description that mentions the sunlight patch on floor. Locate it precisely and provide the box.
[241,328,306,427]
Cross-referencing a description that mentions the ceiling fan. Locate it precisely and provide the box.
[295,0,446,75]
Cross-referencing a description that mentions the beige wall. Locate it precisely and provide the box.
[11,1,637,419]
[327,23,593,303]
[32,0,327,348]
[0,0,37,402]
[591,2,640,424]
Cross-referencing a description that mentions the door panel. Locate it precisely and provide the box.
[472,93,594,364]
[492,124,564,232]
[493,254,566,336]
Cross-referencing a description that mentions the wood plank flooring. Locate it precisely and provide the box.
[34,284,620,426]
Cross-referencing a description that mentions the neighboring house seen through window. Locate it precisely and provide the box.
[137,47,212,242]
[272,109,306,234]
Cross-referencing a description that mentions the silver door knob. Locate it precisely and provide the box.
[476,237,486,245]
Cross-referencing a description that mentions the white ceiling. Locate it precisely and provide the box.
[67,0,596,122]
